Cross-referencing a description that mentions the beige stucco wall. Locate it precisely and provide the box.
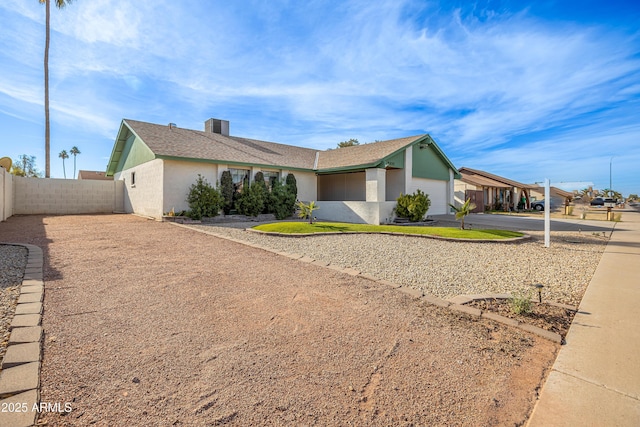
[163,160,217,214]
[283,170,317,202]
[13,176,124,215]
[1,167,13,221]
[115,159,164,218]
[454,180,478,205]
[314,201,396,224]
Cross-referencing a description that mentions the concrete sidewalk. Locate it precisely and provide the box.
[527,210,640,426]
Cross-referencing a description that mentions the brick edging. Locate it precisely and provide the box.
[171,223,560,343]
[0,243,44,427]
[245,227,531,243]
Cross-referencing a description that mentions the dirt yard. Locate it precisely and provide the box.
[0,215,558,426]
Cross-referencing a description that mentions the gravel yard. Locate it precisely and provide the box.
[189,223,608,306]
[0,214,561,426]
[0,244,27,365]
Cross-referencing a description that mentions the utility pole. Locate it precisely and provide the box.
[609,157,613,193]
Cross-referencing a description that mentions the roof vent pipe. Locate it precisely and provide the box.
[168,123,177,129]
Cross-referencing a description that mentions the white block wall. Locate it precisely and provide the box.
[315,201,396,224]
[0,167,13,221]
[115,159,164,218]
[13,176,124,215]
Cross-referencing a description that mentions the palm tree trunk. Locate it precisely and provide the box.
[73,154,76,179]
[44,0,51,178]
[62,158,66,179]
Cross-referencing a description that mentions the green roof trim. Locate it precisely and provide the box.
[155,155,313,173]
[106,120,156,176]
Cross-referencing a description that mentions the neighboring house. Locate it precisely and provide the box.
[78,170,114,181]
[105,118,460,224]
[454,167,531,212]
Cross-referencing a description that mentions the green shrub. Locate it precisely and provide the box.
[509,292,533,315]
[235,180,266,217]
[253,172,269,213]
[285,173,297,197]
[186,174,223,220]
[220,170,234,215]
[394,190,431,222]
[267,179,297,219]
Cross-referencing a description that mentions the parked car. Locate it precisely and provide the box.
[530,200,557,211]
[531,200,545,211]
[590,197,616,206]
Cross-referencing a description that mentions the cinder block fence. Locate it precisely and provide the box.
[0,169,124,221]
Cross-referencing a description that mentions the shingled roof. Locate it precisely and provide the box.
[120,119,318,170]
[458,167,528,188]
[316,135,423,171]
[107,119,459,176]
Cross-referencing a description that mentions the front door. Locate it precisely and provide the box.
[465,190,484,213]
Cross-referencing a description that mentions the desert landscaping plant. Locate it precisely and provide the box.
[394,190,431,222]
[285,173,297,196]
[509,292,533,315]
[297,201,319,224]
[449,198,476,230]
[267,179,297,220]
[186,174,223,220]
[220,170,234,214]
[235,180,267,217]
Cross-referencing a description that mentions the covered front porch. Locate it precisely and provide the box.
[315,167,404,224]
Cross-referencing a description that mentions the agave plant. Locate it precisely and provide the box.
[449,198,476,230]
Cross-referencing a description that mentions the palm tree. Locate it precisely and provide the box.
[59,149,69,178]
[449,198,476,230]
[40,0,73,178]
[70,146,80,178]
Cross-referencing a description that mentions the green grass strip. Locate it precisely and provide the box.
[252,222,523,240]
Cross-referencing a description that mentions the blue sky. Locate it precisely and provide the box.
[0,0,638,195]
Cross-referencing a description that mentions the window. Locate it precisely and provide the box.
[229,168,250,191]
[131,171,136,187]
[261,171,279,189]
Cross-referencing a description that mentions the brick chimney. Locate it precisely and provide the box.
[204,118,229,136]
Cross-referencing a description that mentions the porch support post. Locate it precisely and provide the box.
[404,145,413,194]
[366,168,386,202]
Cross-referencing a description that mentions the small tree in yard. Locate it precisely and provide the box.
[394,190,431,222]
[186,174,223,220]
[253,171,269,213]
[235,180,266,217]
[297,201,319,224]
[220,170,234,214]
[449,198,476,230]
[285,173,297,197]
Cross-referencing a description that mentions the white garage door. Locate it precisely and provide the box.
[409,178,448,215]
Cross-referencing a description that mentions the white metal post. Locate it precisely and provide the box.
[544,178,550,248]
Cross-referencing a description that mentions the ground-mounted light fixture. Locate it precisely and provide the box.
[533,283,544,303]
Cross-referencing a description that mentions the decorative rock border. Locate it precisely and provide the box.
[246,227,532,243]
[0,243,44,427]
[172,223,559,343]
